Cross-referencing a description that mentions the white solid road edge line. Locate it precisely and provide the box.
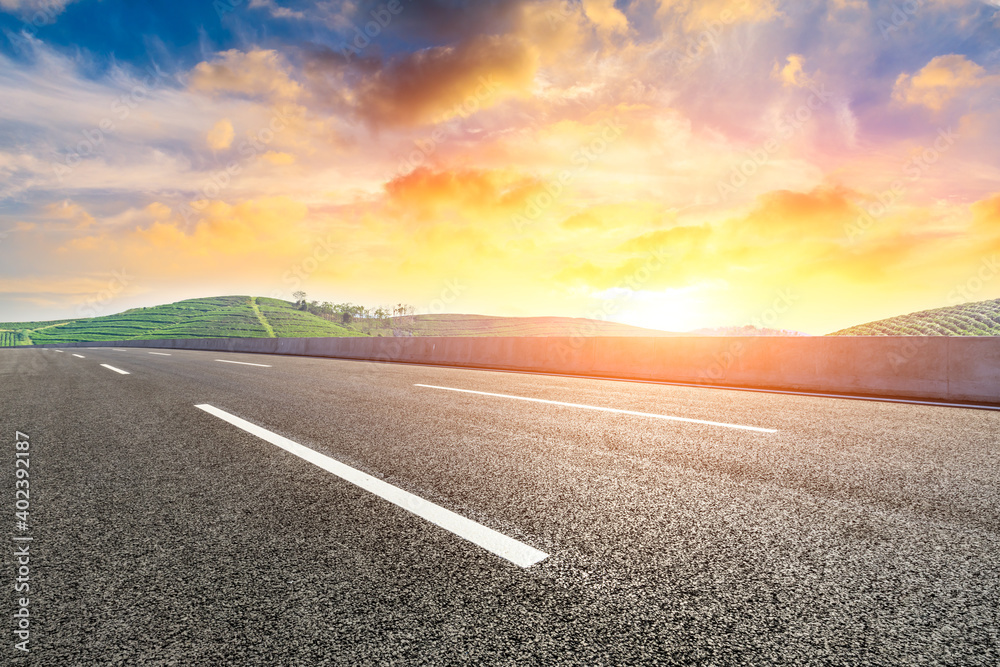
[215,359,272,367]
[100,364,130,375]
[195,404,549,568]
[415,384,778,434]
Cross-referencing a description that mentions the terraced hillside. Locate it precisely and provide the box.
[0,296,362,345]
[828,298,1000,336]
[255,298,368,338]
[0,331,28,346]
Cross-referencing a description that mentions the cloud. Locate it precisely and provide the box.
[50,197,314,275]
[383,167,540,222]
[0,196,329,321]
[583,0,629,34]
[893,54,998,111]
[773,54,814,88]
[248,0,305,20]
[6,0,1000,332]
[828,0,867,10]
[736,186,858,237]
[559,202,673,232]
[353,34,538,127]
[0,40,321,207]
[206,119,235,150]
[262,151,295,166]
[971,192,1000,247]
[327,0,599,129]
[0,0,77,18]
[557,185,907,295]
[134,197,308,255]
[834,98,859,147]
[655,0,780,29]
[188,49,303,103]
[561,211,604,230]
[335,0,526,43]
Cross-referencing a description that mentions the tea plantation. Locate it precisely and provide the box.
[0,296,363,345]
[828,298,1000,336]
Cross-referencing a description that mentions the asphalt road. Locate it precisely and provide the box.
[2,346,998,665]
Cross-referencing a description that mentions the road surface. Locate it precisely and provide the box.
[2,347,998,665]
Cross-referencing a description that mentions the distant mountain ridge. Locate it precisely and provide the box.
[828,298,1000,336]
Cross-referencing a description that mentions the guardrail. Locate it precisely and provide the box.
[30,335,1000,405]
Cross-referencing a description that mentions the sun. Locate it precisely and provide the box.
[597,287,711,333]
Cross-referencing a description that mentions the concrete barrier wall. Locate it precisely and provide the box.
[35,335,1000,405]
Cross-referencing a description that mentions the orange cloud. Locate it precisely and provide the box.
[893,55,997,111]
[384,167,543,224]
[737,186,857,237]
[971,193,1000,249]
[773,54,814,88]
[261,151,296,166]
[972,193,1000,223]
[583,0,629,34]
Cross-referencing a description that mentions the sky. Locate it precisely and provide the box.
[0,0,998,334]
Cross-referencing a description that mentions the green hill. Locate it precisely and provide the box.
[828,298,1000,336]
[0,295,362,345]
